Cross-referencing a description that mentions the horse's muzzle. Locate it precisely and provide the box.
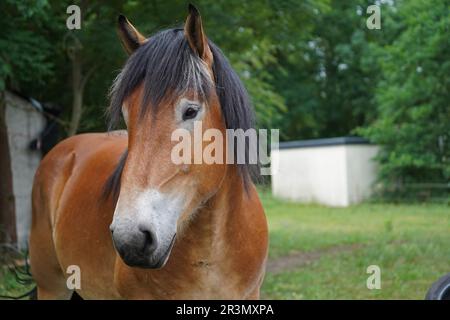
[110,223,176,269]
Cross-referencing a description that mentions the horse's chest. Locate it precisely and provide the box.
[179,266,239,299]
[121,265,244,299]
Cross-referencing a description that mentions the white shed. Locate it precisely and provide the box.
[0,91,45,249]
[271,137,379,207]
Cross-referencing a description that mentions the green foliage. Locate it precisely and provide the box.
[0,0,54,91]
[1,0,328,132]
[357,0,450,197]
[268,0,390,140]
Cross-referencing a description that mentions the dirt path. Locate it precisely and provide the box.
[266,243,363,275]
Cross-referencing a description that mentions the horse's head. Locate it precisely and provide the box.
[107,5,255,269]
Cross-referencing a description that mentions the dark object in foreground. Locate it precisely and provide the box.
[425,273,450,300]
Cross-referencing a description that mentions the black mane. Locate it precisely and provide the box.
[103,28,257,201]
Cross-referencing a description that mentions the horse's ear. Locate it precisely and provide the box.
[184,4,213,66]
[117,15,146,55]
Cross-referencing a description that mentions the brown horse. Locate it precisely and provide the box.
[29,5,268,299]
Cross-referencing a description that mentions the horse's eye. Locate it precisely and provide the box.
[182,106,199,121]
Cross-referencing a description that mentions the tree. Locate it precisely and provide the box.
[0,0,53,92]
[0,0,54,243]
[358,0,450,199]
[47,0,126,135]
[3,0,327,135]
[269,0,383,140]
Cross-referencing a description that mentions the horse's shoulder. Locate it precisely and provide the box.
[47,131,125,156]
[59,131,127,148]
[36,131,127,182]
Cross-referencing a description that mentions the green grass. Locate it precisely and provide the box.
[0,269,34,298]
[1,189,449,299]
[259,189,450,299]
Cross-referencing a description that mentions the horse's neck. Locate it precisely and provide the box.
[182,165,247,261]
[166,167,266,299]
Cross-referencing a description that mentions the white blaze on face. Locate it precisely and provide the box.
[112,188,185,257]
[136,188,184,242]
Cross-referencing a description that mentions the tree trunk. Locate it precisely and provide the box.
[68,49,84,136]
[0,91,17,244]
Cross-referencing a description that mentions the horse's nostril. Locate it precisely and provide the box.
[139,225,158,253]
[142,230,153,248]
